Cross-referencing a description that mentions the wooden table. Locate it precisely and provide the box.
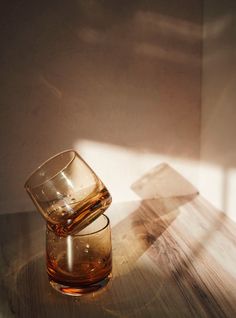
[1,164,236,317]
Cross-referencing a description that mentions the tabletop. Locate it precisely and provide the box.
[1,164,236,317]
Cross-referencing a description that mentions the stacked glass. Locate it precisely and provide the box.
[25,150,112,296]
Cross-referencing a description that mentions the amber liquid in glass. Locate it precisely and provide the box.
[46,186,112,236]
[47,251,112,288]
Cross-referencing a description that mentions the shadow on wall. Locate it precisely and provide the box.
[45,1,200,158]
[0,0,202,158]
[2,1,235,217]
[0,0,203,213]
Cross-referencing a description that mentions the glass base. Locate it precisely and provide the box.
[49,273,112,296]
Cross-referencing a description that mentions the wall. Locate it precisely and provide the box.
[0,1,202,213]
[199,0,236,221]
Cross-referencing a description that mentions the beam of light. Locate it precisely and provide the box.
[61,171,74,189]
[74,139,199,204]
[198,162,224,212]
[67,235,73,272]
[74,139,236,223]
[226,168,236,222]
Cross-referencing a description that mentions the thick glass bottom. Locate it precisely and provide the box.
[49,272,112,296]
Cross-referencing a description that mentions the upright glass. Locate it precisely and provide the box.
[24,150,112,236]
[46,214,112,295]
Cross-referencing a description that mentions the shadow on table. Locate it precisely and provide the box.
[13,163,199,317]
[130,163,236,317]
[112,163,199,268]
[7,163,236,317]
[15,253,166,318]
[0,210,45,318]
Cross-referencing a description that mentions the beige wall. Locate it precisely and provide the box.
[0,1,202,213]
[199,0,236,220]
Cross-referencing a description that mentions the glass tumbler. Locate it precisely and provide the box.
[46,214,112,295]
[24,150,112,235]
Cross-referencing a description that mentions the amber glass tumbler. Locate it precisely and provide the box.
[24,150,112,235]
[46,214,112,296]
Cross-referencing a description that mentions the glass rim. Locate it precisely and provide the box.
[47,214,110,237]
[24,149,77,190]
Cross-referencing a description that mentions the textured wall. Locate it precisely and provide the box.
[199,0,236,220]
[0,1,202,213]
